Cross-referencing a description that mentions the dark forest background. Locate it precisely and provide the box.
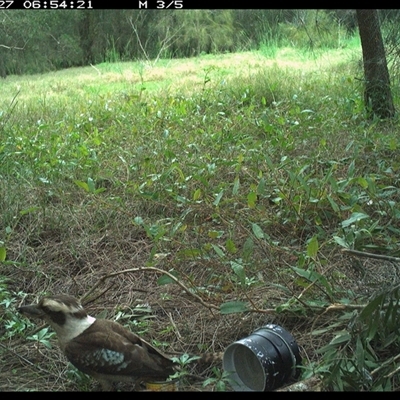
[0,9,398,77]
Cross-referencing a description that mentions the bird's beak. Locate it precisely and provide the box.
[18,304,45,318]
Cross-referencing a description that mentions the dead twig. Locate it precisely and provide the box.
[371,352,400,378]
[0,44,25,50]
[81,284,115,307]
[167,312,182,340]
[80,266,220,312]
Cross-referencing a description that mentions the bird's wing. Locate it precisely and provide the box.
[64,319,174,379]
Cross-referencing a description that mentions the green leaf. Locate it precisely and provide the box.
[74,180,89,192]
[330,331,351,345]
[0,247,6,262]
[333,236,349,248]
[307,236,319,258]
[257,177,266,195]
[19,206,40,216]
[87,177,96,193]
[317,331,351,354]
[347,159,355,177]
[220,301,249,314]
[291,266,313,280]
[213,190,224,206]
[327,195,340,213]
[356,177,368,189]
[226,239,237,254]
[251,223,265,239]
[211,244,225,258]
[242,237,254,260]
[291,266,332,296]
[355,336,365,369]
[341,212,369,228]
[193,188,202,201]
[230,261,245,284]
[366,317,380,342]
[157,271,179,285]
[247,191,257,208]
[176,248,202,259]
[208,230,223,239]
[133,216,144,225]
[359,292,385,320]
[232,177,240,195]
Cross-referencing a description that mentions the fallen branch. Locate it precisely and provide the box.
[342,248,400,263]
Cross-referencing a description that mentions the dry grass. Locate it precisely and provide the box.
[1,209,395,391]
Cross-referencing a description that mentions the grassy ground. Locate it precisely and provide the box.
[2,43,400,391]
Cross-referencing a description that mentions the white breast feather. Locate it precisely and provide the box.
[54,315,96,351]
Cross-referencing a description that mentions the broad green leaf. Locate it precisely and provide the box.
[359,292,385,320]
[193,188,202,201]
[230,261,245,284]
[251,223,264,239]
[330,331,351,345]
[341,212,369,228]
[247,191,257,208]
[356,177,368,189]
[257,177,266,195]
[307,236,319,258]
[291,266,313,280]
[268,283,292,295]
[74,180,89,192]
[0,247,6,262]
[242,237,254,260]
[220,301,249,314]
[333,236,349,248]
[291,266,332,295]
[157,271,179,285]
[208,230,223,239]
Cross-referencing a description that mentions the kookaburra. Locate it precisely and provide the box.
[18,294,176,391]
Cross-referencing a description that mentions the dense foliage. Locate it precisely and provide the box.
[0,9,362,76]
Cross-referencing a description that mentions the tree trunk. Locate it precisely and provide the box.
[356,9,395,119]
[78,11,96,65]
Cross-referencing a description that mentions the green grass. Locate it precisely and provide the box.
[2,42,400,391]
